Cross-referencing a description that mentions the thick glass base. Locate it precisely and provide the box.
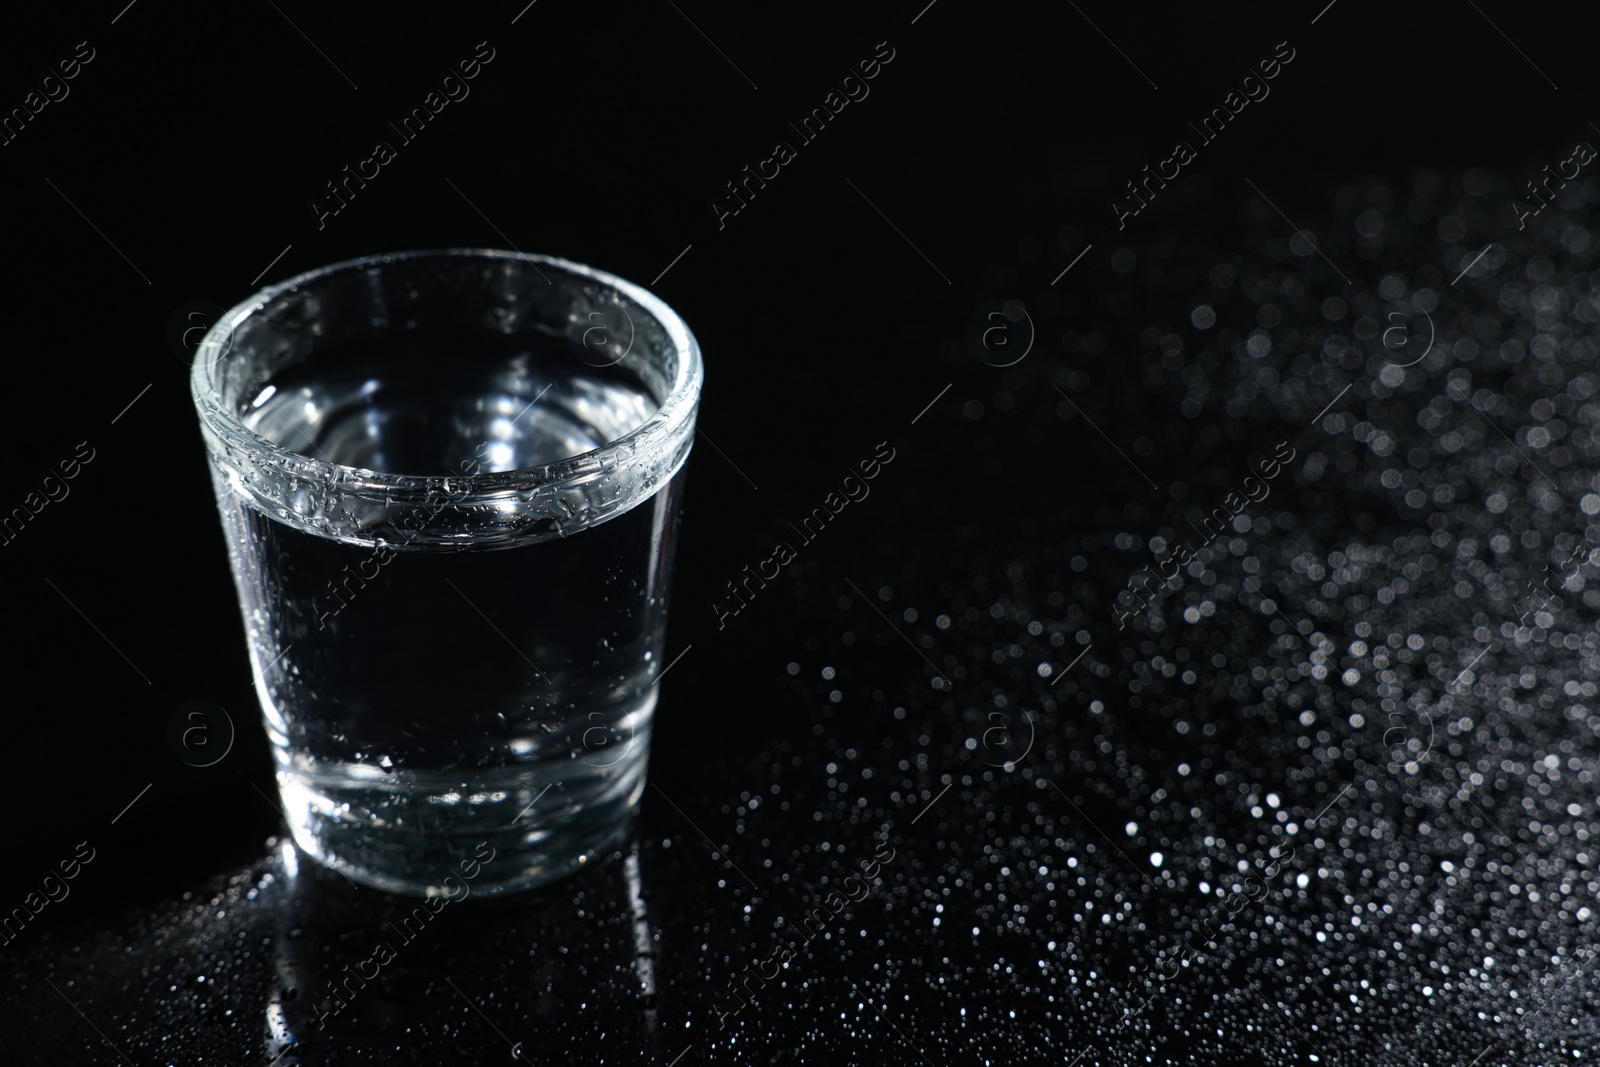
[274,742,650,898]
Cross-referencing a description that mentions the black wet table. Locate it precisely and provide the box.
[6,171,1593,1067]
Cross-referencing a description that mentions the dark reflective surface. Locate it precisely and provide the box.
[14,172,1600,1063]
[13,176,1600,1067]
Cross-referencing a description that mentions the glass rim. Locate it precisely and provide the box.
[189,247,703,497]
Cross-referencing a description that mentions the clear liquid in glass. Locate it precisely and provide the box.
[210,327,687,895]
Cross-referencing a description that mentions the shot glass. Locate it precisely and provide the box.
[191,249,702,896]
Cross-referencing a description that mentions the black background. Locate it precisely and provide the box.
[0,0,1595,1061]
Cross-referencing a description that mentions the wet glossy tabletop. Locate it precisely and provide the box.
[8,168,1596,1065]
